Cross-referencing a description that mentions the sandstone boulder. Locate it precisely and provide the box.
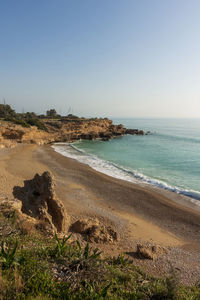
[89,225,118,243]
[13,171,69,233]
[71,218,118,243]
[71,218,100,234]
[136,243,168,260]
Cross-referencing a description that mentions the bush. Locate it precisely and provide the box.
[5,116,48,131]
[14,119,31,128]
[0,104,16,118]
[66,114,79,119]
[4,117,30,128]
[26,118,48,131]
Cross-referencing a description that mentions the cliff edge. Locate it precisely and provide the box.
[0,117,144,148]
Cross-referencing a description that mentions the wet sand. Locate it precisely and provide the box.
[1,144,200,284]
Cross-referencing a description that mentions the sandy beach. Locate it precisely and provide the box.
[1,144,200,285]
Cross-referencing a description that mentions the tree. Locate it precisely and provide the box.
[0,104,16,118]
[67,114,79,119]
[25,112,37,119]
[46,109,57,118]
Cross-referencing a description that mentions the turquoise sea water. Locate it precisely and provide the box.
[53,118,200,202]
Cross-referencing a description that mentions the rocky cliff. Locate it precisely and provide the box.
[0,118,144,148]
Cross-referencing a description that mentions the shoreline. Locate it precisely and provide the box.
[37,145,200,245]
[1,143,200,243]
[1,144,200,284]
[53,141,200,211]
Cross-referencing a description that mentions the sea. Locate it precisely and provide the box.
[52,118,200,205]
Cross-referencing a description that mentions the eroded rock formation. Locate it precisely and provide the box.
[13,171,69,233]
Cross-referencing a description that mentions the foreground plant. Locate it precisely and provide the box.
[51,232,72,257]
[70,241,102,271]
[0,240,19,269]
[81,281,112,299]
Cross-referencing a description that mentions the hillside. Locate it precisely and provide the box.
[0,117,144,148]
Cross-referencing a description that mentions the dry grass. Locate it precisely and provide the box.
[17,219,36,235]
[14,267,24,292]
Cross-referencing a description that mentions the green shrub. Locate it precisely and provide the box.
[26,118,48,131]
[0,104,16,118]
[4,116,47,131]
[14,119,30,128]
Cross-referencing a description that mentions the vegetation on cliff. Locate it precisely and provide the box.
[0,104,72,132]
[0,103,145,147]
[0,104,48,131]
[0,104,82,130]
[0,104,16,119]
[0,208,199,299]
[0,104,106,135]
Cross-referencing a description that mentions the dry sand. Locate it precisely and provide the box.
[0,144,200,285]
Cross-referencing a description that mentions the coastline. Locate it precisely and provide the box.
[1,144,200,284]
[53,141,200,210]
[39,145,200,242]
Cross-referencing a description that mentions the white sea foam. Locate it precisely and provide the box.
[52,143,200,205]
[52,143,140,183]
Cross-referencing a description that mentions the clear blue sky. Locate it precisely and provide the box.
[1,0,200,118]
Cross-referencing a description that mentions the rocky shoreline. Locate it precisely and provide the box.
[0,117,145,148]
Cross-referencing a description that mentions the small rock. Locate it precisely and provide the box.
[136,243,167,260]
[89,225,118,243]
[71,218,100,234]
[71,218,118,244]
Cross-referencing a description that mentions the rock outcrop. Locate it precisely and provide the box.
[0,122,52,147]
[13,171,69,233]
[0,118,145,147]
[71,218,118,243]
[136,243,168,260]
